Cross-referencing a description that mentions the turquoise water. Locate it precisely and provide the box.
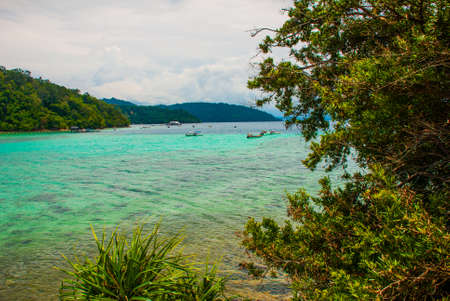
[0,122,348,300]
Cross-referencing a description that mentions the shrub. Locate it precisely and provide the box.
[59,223,226,300]
[243,166,449,299]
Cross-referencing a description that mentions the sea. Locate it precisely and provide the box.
[0,122,353,300]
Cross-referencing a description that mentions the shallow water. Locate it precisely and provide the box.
[0,122,349,300]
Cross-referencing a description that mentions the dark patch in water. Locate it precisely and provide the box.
[10,229,27,235]
[27,193,59,203]
[266,203,283,208]
[51,204,71,214]
[127,212,143,220]
[21,239,32,245]
[124,187,159,196]
[176,177,190,183]
[200,212,218,222]
[0,222,16,229]
[3,240,18,248]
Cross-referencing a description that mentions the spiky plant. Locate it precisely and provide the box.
[59,222,226,300]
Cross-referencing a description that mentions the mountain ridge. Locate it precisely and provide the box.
[103,98,200,124]
[164,102,280,122]
[104,98,280,123]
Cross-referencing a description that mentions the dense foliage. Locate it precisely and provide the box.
[244,166,449,299]
[243,0,449,299]
[119,105,201,124]
[166,102,280,122]
[104,98,200,124]
[0,67,130,131]
[103,97,137,106]
[60,223,226,300]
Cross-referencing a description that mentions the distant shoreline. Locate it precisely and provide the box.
[0,121,285,134]
[0,129,70,135]
[0,126,130,135]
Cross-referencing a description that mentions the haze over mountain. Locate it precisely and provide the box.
[104,98,280,123]
[164,102,279,123]
[103,98,200,124]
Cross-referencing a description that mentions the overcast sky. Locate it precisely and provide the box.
[0,0,289,114]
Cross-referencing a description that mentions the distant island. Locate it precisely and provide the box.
[164,102,280,122]
[103,98,200,124]
[0,67,129,131]
[104,98,280,124]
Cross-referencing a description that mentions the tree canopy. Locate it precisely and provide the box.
[0,67,130,131]
[248,0,448,191]
[244,0,449,299]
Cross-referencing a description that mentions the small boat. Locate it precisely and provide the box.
[70,126,81,132]
[247,133,263,139]
[185,130,202,136]
[168,121,182,127]
[85,128,100,132]
[70,126,100,133]
[268,130,281,135]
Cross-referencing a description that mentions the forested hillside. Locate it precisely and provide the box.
[0,67,130,131]
[166,102,279,122]
[102,98,136,107]
[103,98,200,124]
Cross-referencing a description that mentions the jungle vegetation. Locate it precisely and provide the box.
[0,67,130,131]
[243,0,449,299]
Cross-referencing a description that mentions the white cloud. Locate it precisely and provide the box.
[0,0,290,115]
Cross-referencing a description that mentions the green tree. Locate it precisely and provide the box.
[0,67,130,131]
[244,0,449,299]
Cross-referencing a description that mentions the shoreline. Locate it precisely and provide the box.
[0,121,285,135]
[0,129,70,135]
[0,126,131,135]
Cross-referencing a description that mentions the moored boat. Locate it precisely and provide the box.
[185,130,202,136]
[247,133,263,139]
[168,121,182,127]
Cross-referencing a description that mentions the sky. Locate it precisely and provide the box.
[0,0,290,115]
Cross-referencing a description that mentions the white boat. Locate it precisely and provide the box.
[168,121,182,126]
[185,130,202,136]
